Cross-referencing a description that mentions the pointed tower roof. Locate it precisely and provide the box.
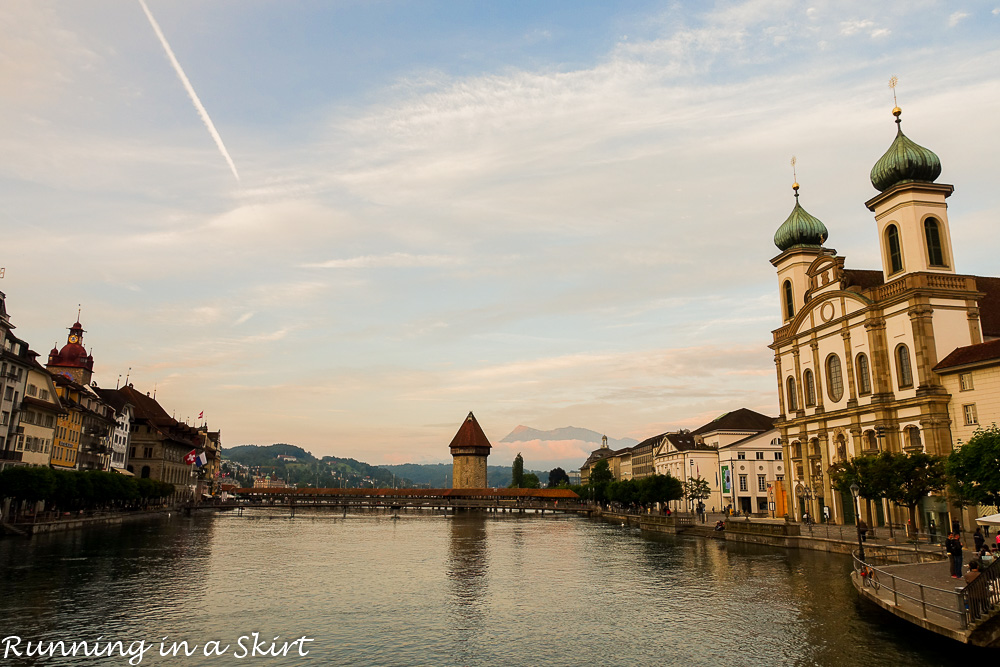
[773,183,828,251]
[449,411,492,452]
[870,107,941,192]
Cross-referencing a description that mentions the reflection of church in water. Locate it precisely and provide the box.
[770,103,1000,529]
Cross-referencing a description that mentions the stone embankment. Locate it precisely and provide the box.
[595,509,945,563]
[1,504,227,537]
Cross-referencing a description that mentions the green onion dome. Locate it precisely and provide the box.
[774,184,828,251]
[870,107,941,192]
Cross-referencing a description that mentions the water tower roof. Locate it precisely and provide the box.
[449,411,492,451]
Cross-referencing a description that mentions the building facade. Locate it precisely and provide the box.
[769,106,999,529]
[16,359,64,467]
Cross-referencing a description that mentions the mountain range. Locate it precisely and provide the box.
[500,425,638,449]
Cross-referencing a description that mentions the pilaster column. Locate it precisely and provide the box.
[908,303,940,390]
[864,315,893,399]
[810,339,824,410]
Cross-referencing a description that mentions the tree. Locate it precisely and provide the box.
[828,454,885,522]
[638,474,684,507]
[510,453,525,488]
[548,467,570,488]
[948,424,1000,510]
[685,476,711,511]
[881,451,945,535]
[522,473,540,489]
[585,459,614,503]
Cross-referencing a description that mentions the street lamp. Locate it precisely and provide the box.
[851,482,865,561]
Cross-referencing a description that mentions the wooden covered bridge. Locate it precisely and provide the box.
[217,487,585,516]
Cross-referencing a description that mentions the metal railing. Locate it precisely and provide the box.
[853,546,1000,630]
[853,548,969,629]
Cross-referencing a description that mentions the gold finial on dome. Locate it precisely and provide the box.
[791,156,799,195]
[889,75,901,119]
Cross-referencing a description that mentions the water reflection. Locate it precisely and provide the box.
[447,514,490,608]
[1,514,996,665]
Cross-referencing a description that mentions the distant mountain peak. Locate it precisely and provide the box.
[500,425,637,449]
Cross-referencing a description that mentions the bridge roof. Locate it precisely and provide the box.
[234,487,579,499]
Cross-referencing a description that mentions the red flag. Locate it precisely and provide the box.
[184,449,197,465]
[198,411,204,420]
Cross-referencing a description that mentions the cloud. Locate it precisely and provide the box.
[948,11,969,27]
[303,253,462,269]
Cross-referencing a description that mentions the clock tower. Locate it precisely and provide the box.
[47,319,95,385]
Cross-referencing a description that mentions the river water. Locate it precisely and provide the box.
[0,512,991,665]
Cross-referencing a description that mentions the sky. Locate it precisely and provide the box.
[2,1,1000,472]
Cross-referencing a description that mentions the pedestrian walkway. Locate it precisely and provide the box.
[853,547,1000,646]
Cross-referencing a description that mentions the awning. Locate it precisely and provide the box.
[113,467,135,476]
[976,513,1000,525]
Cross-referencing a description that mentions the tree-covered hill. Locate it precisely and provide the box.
[224,444,412,489]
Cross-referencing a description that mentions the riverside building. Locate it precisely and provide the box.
[769,104,999,529]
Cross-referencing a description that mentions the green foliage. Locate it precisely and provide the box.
[510,453,525,488]
[881,451,945,509]
[828,454,883,499]
[589,459,613,485]
[603,474,684,507]
[0,466,56,502]
[948,424,1000,509]
[548,467,570,487]
[641,474,684,505]
[0,468,174,511]
[522,472,540,489]
[684,476,711,502]
[829,451,945,509]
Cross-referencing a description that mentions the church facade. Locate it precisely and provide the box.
[770,105,1000,529]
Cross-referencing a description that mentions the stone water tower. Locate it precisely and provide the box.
[449,412,492,489]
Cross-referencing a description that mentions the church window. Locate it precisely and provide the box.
[826,354,844,401]
[906,426,922,451]
[803,369,816,406]
[855,353,871,394]
[924,218,945,266]
[783,281,795,320]
[786,377,798,411]
[896,344,913,388]
[886,224,903,274]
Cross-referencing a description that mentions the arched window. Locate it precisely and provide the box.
[786,376,798,411]
[783,280,795,320]
[886,224,903,274]
[924,218,945,266]
[803,369,816,406]
[855,353,871,394]
[826,354,844,402]
[906,426,922,451]
[141,465,151,479]
[896,344,913,388]
[792,441,802,459]
[835,434,847,461]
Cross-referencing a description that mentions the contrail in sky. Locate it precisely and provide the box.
[138,0,240,182]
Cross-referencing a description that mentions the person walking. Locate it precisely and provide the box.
[974,527,985,552]
[858,518,869,542]
[946,531,965,578]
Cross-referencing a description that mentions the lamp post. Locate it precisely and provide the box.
[851,482,865,561]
